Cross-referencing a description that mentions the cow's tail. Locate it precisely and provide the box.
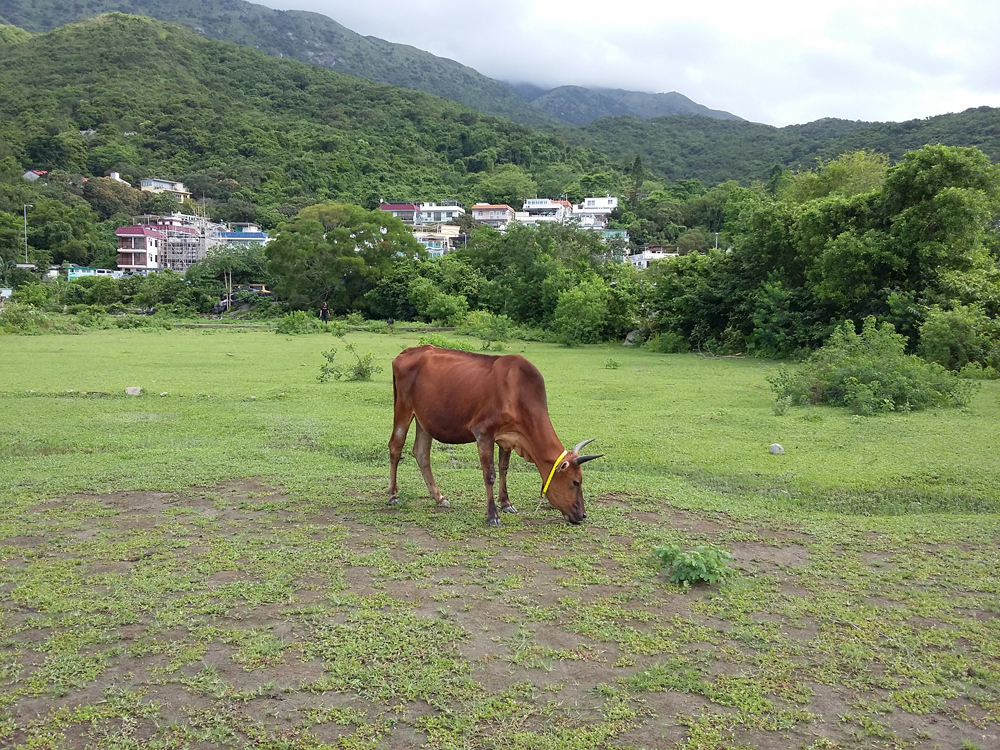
[391,365,398,407]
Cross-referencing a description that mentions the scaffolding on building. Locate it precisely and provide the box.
[134,214,222,273]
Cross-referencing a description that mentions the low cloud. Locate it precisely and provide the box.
[265,0,1000,126]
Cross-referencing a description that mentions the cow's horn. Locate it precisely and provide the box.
[571,438,596,454]
[574,453,603,466]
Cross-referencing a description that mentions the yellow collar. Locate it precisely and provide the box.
[541,449,569,497]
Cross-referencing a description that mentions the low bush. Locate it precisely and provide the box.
[644,331,691,354]
[318,341,383,382]
[769,317,976,414]
[417,333,477,351]
[276,310,324,335]
[0,302,82,335]
[604,357,621,369]
[366,320,390,334]
[468,311,514,350]
[652,543,732,587]
[919,304,1000,373]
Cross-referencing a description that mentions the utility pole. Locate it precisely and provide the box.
[23,204,33,263]
[715,232,719,250]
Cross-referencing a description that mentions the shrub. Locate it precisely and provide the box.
[554,279,608,346]
[469,311,513,350]
[417,333,477,351]
[604,357,621,369]
[318,341,383,382]
[425,293,469,326]
[366,320,390,334]
[644,331,691,353]
[769,317,976,414]
[919,304,1000,372]
[652,543,732,587]
[344,312,365,326]
[0,301,50,334]
[276,310,324,334]
[325,320,348,337]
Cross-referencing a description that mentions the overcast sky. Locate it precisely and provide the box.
[262,0,1000,127]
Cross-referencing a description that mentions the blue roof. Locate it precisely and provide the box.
[219,232,268,240]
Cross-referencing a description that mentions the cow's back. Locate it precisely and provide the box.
[392,346,546,444]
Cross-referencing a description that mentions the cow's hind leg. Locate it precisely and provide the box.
[388,410,412,506]
[497,447,516,514]
[413,422,448,507]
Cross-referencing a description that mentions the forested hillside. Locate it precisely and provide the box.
[523,86,742,126]
[577,108,1000,185]
[0,0,557,126]
[0,14,618,227]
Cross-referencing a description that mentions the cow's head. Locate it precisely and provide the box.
[545,439,602,524]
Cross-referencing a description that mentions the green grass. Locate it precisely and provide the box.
[1,329,999,748]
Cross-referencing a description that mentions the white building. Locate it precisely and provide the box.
[415,201,465,226]
[572,195,618,230]
[140,178,192,202]
[516,198,573,226]
[627,247,679,269]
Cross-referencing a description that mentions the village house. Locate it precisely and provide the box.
[572,195,618,230]
[627,245,679,269]
[414,201,465,226]
[471,203,515,228]
[140,178,192,203]
[379,202,420,224]
[22,169,48,181]
[516,198,574,226]
[115,225,165,272]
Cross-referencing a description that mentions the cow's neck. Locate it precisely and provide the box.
[519,416,567,482]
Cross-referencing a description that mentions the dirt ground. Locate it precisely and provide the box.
[1,480,998,749]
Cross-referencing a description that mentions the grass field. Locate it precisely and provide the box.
[1,328,998,749]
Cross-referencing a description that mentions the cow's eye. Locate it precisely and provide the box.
[573,480,581,487]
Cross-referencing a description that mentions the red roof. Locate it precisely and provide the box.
[380,203,419,211]
[116,226,167,239]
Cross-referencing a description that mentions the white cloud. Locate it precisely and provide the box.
[262,0,1000,126]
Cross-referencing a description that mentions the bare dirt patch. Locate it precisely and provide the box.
[3,479,997,749]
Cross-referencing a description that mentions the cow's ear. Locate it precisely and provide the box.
[557,460,571,472]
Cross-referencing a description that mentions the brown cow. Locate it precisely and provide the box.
[388,345,601,526]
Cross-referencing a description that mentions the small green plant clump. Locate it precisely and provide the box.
[417,333,477,351]
[276,310,325,335]
[644,331,691,353]
[769,317,976,415]
[469,311,514,351]
[604,357,621,369]
[652,543,732,587]
[318,341,383,382]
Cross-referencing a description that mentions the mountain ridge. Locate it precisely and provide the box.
[0,0,742,128]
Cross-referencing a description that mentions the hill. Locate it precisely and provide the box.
[574,109,1000,185]
[519,86,742,126]
[0,14,616,225]
[0,0,559,127]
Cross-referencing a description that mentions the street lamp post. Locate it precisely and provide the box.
[23,204,33,263]
[715,232,719,250]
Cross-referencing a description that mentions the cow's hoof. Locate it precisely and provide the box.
[387,497,399,506]
[436,498,450,508]
[502,504,518,514]
[487,517,501,527]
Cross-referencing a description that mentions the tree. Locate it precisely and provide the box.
[265,202,424,312]
[553,277,609,346]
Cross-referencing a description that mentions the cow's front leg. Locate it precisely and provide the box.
[497,447,516,514]
[475,435,500,526]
